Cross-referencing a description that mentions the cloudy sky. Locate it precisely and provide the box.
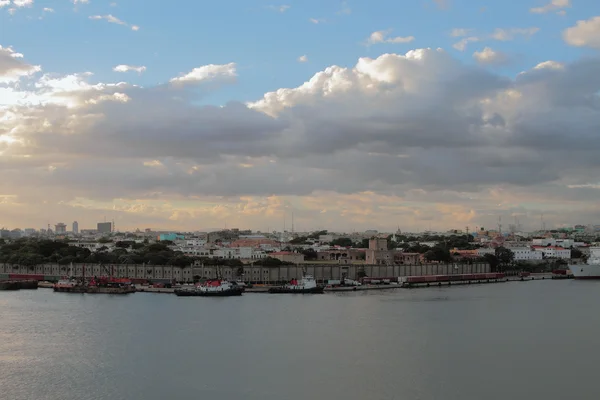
[1,0,600,233]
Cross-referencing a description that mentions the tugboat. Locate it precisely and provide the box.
[268,274,324,294]
[175,279,244,297]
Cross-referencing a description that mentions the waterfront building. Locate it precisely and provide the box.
[532,246,571,259]
[506,246,544,261]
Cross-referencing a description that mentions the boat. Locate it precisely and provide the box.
[569,247,600,279]
[174,279,244,297]
[268,274,324,294]
[53,277,136,294]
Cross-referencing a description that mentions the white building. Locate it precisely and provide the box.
[506,246,544,261]
[532,246,571,259]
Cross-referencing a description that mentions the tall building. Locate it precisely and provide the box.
[97,222,112,234]
[55,223,67,234]
[72,221,79,234]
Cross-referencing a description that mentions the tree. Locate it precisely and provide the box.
[330,238,354,247]
[483,254,499,272]
[571,248,583,259]
[301,248,318,261]
[424,247,451,263]
[355,239,370,248]
[495,246,514,266]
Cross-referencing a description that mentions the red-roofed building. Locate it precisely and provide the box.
[532,246,571,259]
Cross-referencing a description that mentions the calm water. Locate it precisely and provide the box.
[1,280,598,400]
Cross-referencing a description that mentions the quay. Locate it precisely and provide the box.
[0,280,39,291]
[135,272,550,294]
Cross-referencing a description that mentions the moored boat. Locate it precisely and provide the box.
[174,279,243,297]
[53,277,136,294]
[569,247,600,279]
[268,274,324,294]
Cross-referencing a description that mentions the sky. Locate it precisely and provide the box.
[1,0,600,233]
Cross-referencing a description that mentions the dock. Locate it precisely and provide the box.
[0,280,39,291]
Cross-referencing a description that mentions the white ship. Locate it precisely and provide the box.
[569,247,600,279]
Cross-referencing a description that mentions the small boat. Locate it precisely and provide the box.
[174,279,243,297]
[53,277,136,294]
[268,275,324,294]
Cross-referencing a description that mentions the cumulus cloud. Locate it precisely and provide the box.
[473,47,509,65]
[43,7,53,12]
[89,14,139,31]
[169,63,236,85]
[4,45,600,231]
[297,55,308,63]
[0,46,41,82]
[309,18,325,24]
[113,64,146,73]
[530,0,570,14]
[563,16,600,48]
[73,0,90,3]
[366,30,415,45]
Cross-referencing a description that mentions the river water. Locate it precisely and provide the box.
[0,280,598,400]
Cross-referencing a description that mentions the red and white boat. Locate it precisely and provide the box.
[174,279,243,297]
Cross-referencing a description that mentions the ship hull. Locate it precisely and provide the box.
[568,264,600,279]
[54,286,135,294]
[268,286,324,294]
[174,288,243,297]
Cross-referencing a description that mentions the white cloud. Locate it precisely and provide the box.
[0,45,41,82]
[5,46,600,231]
[73,0,90,3]
[563,16,600,48]
[453,27,539,51]
[450,28,472,37]
[298,55,308,63]
[309,18,325,24]
[89,14,138,30]
[169,62,237,84]
[12,0,33,7]
[43,7,54,12]
[453,36,479,51]
[268,4,289,12]
[473,47,508,65]
[366,30,415,45]
[491,27,539,41]
[0,0,10,7]
[113,64,146,73]
[530,0,570,14]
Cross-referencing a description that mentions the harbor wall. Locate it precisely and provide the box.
[0,262,490,283]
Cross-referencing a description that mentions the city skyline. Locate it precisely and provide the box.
[2,1,600,232]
